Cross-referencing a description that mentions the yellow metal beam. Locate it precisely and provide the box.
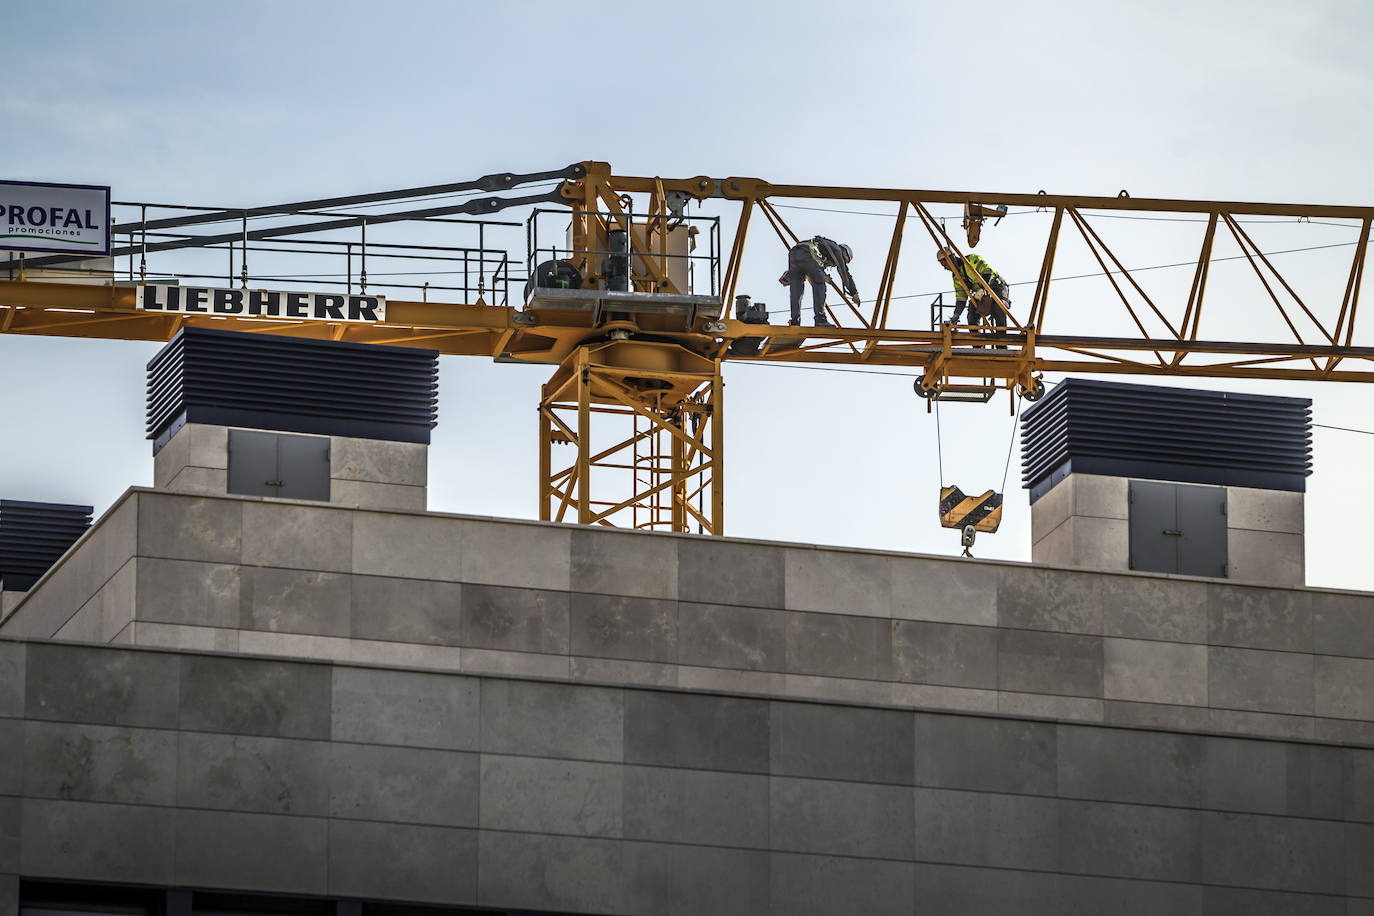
[11,162,1374,538]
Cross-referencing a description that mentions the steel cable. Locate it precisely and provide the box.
[934,395,945,487]
[1001,395,1024,495]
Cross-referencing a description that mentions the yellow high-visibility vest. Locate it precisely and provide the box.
[952,254,1000,301]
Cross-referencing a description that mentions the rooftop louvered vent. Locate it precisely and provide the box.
[0,500,93,591]
[1021,379,1311,502]
[146,327,439,452]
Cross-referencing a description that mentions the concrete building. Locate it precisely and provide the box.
[1025,379,1311,586]
[1,336,1372,914]
[2,487,1374,914]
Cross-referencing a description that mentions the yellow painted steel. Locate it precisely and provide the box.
[939,486,1004,534]
[7,160,1374,536]
[538,342,721,533]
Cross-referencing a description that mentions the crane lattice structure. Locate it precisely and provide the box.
[3,161,1373,535]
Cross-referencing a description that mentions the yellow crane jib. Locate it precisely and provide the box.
[939,486,1004,533]
[11,161,1374,541]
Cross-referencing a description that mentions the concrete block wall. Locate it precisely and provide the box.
[6,489,1374,746]
[1030,474,1130,570]
[1031,473,1305,585]
[328,434,427,510]
[1228,485,1306,585]
[1,639,1374,914]
[153,423,231,495]
[154,423,427,511]
[0,496,136,634]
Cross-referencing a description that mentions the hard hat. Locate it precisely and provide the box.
[936,246,958,265]
[840,243,853,262]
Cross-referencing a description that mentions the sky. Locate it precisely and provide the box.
[3,0,1374,589]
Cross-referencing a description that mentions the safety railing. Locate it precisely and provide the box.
[928,290,1016,331]
[5,201,529,306]
[525,208,721,299]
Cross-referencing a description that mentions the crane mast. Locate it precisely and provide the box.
[3,160,1373,535]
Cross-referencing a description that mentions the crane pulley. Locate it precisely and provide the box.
[962,202,1008,248]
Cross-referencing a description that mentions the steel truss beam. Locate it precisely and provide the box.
[8,161,1374,537]
[538,343,722,533]
[571,163,1374,395]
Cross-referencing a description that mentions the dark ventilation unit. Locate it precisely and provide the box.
[0,500,94,591]
[146,327,439,453]
[1021,378,1312,503]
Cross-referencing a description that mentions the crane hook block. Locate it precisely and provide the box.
[939,485,1004,533]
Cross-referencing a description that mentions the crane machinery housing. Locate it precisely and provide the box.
[3,161,1372,537]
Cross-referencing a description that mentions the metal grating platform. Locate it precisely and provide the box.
[522,286,721,327]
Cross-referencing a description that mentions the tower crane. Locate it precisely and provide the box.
[3,161,1373,536]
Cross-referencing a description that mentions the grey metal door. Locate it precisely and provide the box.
[1129,480,1227,578]
[228,430,330,501]
[277,434,331,501]
[1177,483,1227,577]
[1129,481,1180,574]
[227,430,280,497]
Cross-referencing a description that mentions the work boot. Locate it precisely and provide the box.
[787,318,800,326]
[814,315,834,328]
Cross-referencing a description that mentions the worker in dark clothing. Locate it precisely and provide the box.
[937,246,1009,346]
[779,236,858,327]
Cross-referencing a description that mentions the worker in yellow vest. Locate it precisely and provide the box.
[937,246,1010,339]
